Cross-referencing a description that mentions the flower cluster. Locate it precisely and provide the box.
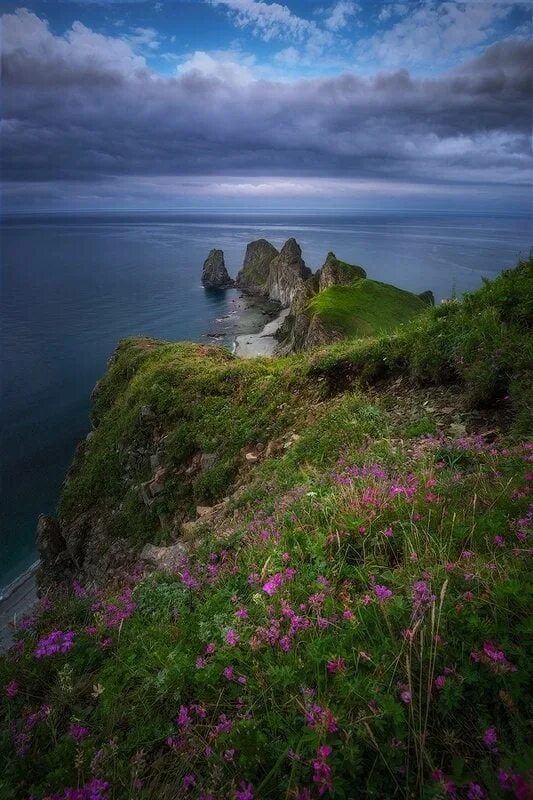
[35,630,75,658]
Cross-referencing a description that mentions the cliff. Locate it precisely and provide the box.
[2,257,532,800]
[267,237,311,306]
[235,239,279,294]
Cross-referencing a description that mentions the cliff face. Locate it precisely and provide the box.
[201,249,234,289]
[267,238,311,307]
[276,251,365,353]
[235,239,279,294]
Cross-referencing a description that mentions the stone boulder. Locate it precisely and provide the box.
[318,252,366,291]
[236,239,279,295]
[201,249,234,289]
[140,542,187,574]
[267,238,311,307]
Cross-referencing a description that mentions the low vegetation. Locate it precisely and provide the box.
[1,258,531,799]
[308,278,426,338]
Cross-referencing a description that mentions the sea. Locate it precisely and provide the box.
[1,210,531,596]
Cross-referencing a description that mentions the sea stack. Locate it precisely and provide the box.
[201,249,235,289]
[267,238,311,307]
[236,239,279,295]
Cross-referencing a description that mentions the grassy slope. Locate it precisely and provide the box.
[1,259,532,800]
[308,278,426,338]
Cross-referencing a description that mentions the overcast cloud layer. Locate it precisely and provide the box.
[1,6,532,210]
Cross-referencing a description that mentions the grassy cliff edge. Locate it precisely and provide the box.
[1,258,532,800]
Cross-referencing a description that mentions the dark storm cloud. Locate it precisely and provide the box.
[1,8,531,192]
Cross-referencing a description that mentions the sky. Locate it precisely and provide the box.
[1,0,532,212]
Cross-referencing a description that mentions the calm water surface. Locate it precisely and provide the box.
[1,210,531,590]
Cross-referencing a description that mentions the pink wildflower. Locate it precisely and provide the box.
[342,609,354,620]
[400,686,412,704]
[383,527,394,538]
[35,630,75,658]
[434,675,447,689]
[225,628,239,647]
[467,783,485,800]
[326,658,346,673]
[5,680,18,698]
[312,744,333,796]
[494,535,505,547]
[176,705,192,728]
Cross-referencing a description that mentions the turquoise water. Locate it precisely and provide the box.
[1,210,530,590]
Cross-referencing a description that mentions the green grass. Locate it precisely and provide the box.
[308,278,427,338]
[1,258,532,800]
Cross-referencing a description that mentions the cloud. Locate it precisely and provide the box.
[324,1,360,32]
[1,8,531,209]
[358,1,517,67]
[177,50,256,85]
[209,0,333,57]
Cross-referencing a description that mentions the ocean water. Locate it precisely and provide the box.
[0,210,530,592]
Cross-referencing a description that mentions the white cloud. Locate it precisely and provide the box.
[209,0,334,57]
[177,50,256,85]
[1,8,148,76]
[325,1,360,32]
[360,1,516,67]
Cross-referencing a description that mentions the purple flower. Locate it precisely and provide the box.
[373,584,393,603]
[182,774,196,789]
[68,722,89,742]
[234,782,254,800]
[4,680,18,698]
[411,580,435,617]
[467,783,485,800]
[35,630,75,658]
[262,573,284,596]
[176,705,192,728]
[482,726,498,750]
[326,658,345,673]
[434,675,446,690]
[225,628,239,647]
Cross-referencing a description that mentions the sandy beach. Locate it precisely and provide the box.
[234,308,290,358]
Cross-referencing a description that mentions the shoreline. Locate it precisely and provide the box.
[233,308,290,358]
[0,565,38,652]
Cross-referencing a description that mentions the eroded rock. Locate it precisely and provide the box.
[201,249,235,289]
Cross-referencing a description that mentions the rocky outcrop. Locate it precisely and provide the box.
[418,290,435,306]
[319,252,366,291]
[236,239,279,294]
[276,251,365,353]
[201,249,234,289]
[267,239,311,307]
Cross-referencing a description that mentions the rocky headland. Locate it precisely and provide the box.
[2,253,532,799]
[202,237,433,356]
